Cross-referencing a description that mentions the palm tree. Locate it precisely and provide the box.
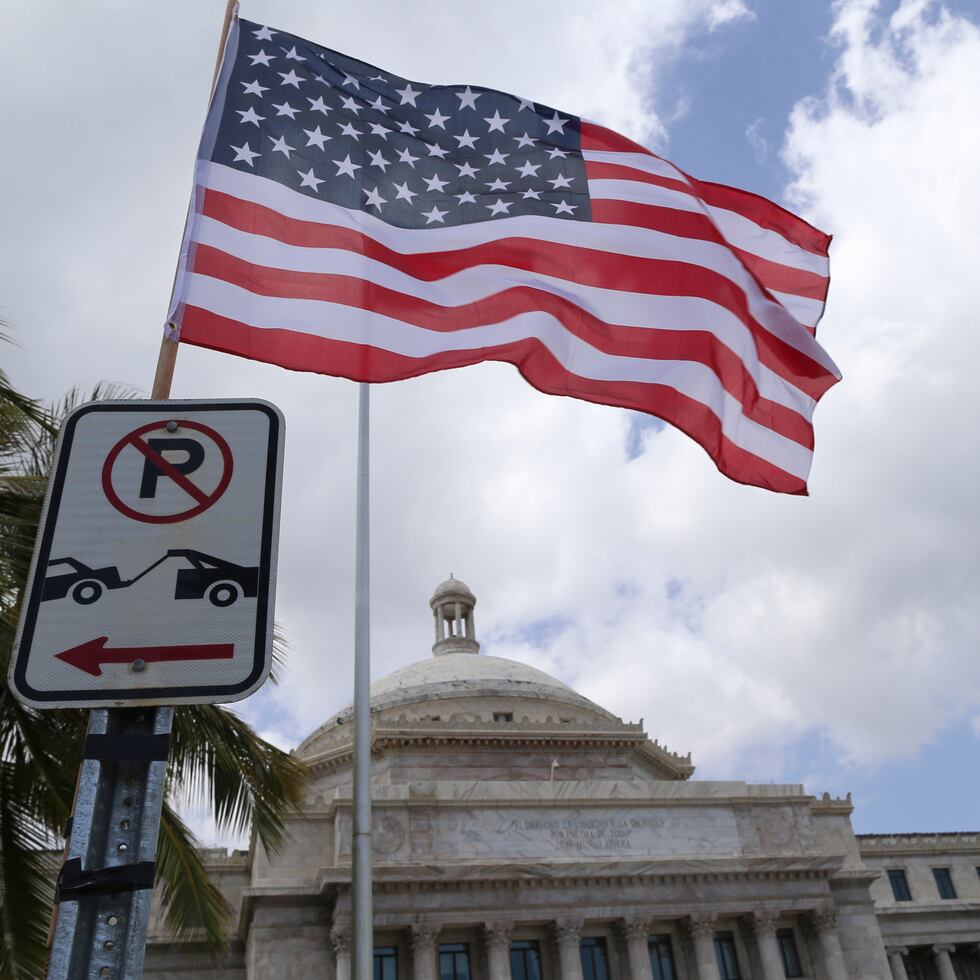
[0,343,306,979]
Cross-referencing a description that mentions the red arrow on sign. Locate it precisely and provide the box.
[55,637,234,677]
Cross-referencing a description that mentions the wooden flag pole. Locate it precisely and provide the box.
[151,0,238,402]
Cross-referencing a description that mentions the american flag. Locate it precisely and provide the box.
[168,16,839,494]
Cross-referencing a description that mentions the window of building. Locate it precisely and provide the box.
[648,934,676,980]
[579,937,610,980]
[776,929,803,978]
[714,932,742,980]
[888,869,913,901]
[905,958,928,980]
[374,946,398,980]
[933,867,957,899]
[510,940,542,980]
[438,943,470,980]
[493,711,513,722]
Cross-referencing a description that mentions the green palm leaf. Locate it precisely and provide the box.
[156,802,231,951]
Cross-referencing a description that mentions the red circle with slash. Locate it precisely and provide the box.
[101,420,234,524]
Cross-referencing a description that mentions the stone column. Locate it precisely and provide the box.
[618,918,654,980]
[330,924,351,980]
[484,921,513,980]
[886,947,910,980]
[744,912,784,980]
[411,922,441,980]
[932,944,958,980]
[808,909,847,980]
[552,919,585,980]
[686,913,721,980]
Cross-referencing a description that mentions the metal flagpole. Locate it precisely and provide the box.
[352,382,374,978]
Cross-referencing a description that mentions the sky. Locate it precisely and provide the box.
[2,0,979,841]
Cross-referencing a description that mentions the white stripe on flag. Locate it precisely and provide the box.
[193,214,817,416]
[196,162,839,377]
[182,271,814,480]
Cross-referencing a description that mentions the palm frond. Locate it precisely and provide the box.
[169,705,306,853]
[156,802,230,952]
[0,761,56,980]
[269,623,289,685]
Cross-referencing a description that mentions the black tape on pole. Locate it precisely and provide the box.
[82,732,171,762]
[56,858,156,902]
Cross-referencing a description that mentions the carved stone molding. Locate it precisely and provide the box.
[932,945,956,955]
[743,911,778,937]
[887,947,910,957]
[685,912,718,941]
[552,918,584,946]
[410,921,441,950]
[330,925,351,956]
[618,917,653,943]
[483,921,514,952]
[806,908,839,936]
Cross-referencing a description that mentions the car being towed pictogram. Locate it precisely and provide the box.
[41,558,129,605]
[167,550,259,607]
[41,550,258,607]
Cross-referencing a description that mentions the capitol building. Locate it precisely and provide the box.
[146,579,980,980]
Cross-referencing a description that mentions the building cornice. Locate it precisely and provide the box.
[306,777,814,813]
[857,832,980,855]
[302,720,694,780]
[808,792,854,817]
[314,856,844,893]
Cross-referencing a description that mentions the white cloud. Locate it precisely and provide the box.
[745,116,769,162]
[707,0,756,31]
[3,0,979,838]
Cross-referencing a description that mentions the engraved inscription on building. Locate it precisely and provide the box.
[410,806,743,861]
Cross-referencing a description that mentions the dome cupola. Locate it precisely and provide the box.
[430,575,479,656]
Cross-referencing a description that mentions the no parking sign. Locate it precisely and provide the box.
[8,399,284,707]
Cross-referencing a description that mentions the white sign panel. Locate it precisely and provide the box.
[8,400,284,708]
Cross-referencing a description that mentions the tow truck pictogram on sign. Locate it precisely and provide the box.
[41,550,260,609]
[7,400,284,709]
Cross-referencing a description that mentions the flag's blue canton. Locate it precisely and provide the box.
[215,19,590,229]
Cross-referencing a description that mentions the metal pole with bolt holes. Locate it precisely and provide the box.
[45,4,238,978]
[46,708,173,980]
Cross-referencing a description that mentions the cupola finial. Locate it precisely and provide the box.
[429,576,479,656]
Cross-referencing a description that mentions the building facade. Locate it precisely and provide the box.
[145,579,980,980]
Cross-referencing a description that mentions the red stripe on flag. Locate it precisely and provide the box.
[179,305,810,494]
[581,123,660,157]
[201,189,836,399]
[696,181,831,257]
[590,200,829,300]
[191,244,815,448]
[581,123,831,258]
[730,247,830,302]
[585,160,693,197]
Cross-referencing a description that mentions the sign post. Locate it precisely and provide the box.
[8,399,284,978]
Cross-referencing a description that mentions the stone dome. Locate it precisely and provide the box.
[295,578,620,757]
[429,575,475,605]
[367,650,612,717]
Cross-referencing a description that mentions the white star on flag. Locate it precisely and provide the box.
[296,167,323,191]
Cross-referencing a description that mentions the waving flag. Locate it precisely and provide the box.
[168,16,839,494]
